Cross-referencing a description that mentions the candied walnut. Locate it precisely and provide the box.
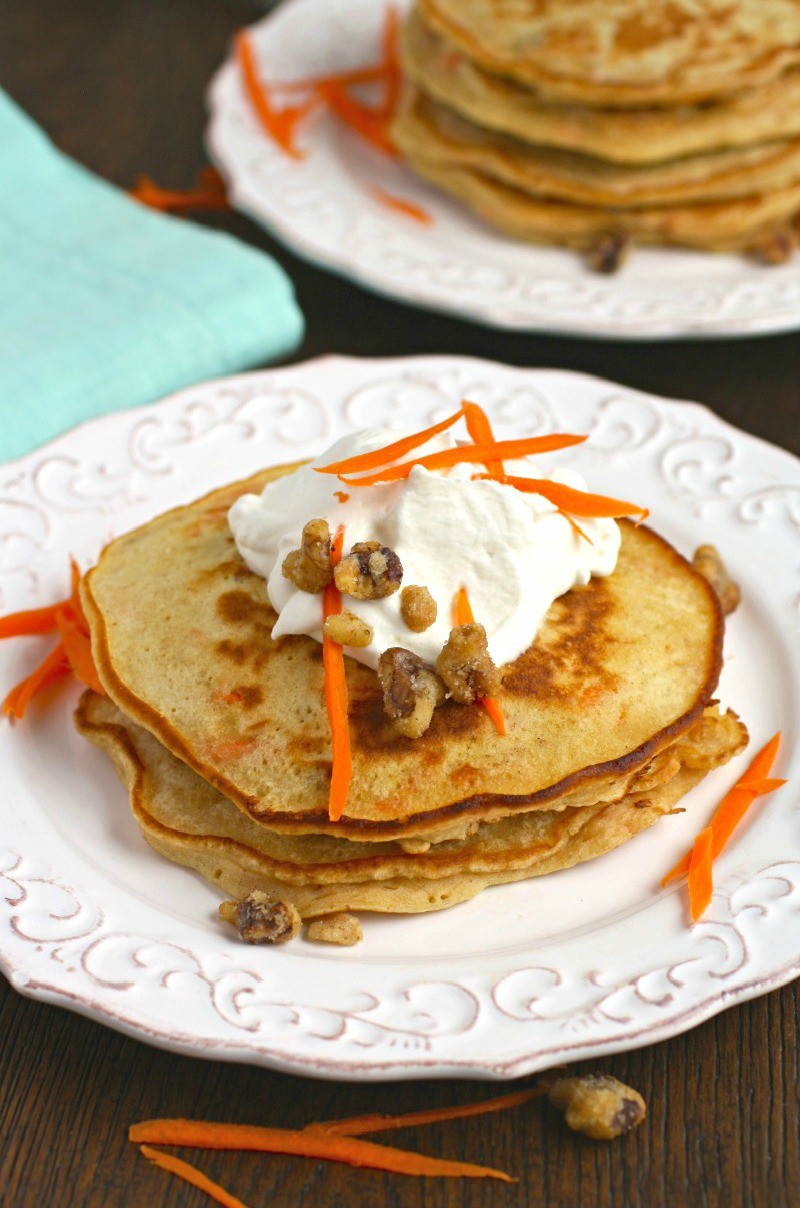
[378,647,445,738]
[587,231,630,274]
[307,913,363,946]
[334,540,402,599]
[400,584,437,632]
[219,890,301,945]
[282,518,332,593]
[750,225,797,265]
[548,1074,646,1141]
[692,544,741,616]
[436,624,501,704]
[322,611,373,647]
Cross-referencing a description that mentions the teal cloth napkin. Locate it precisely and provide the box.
[0,90,304,463]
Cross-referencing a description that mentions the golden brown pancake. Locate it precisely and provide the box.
[76,692,747,917]
[419,0,800,108]
[81,464,725,843]
[403,8,800,166]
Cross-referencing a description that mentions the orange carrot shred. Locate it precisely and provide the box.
[462,400,503,479]
[451,587,505,736]
[0,602,64,639]
[493,475,649,523]
[662,733,785,897]
[371,188,433,224]
[316,407,466,477]
[139,1147,251,1208]
[2,642,71,719]
[323,528,352,822]
[687,827,714,922]
[337,435,589,487]
[130,167,231,213]
[129,1122,513,1182]
[377,6,402,121]
[55,611,105,696]
[236,31,316,160]
[316,80,398,156]
[306,1086,547,1137]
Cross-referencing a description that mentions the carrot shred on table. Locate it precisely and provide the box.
[236,30,318,160]
[451,587,506,736]
[337,434,588,487]
[305,1086,548,1137]
[2,642,71,720]
[662,732,785,892]
[316,406,466,477]
[130,167,231,213]
[139,1146,251,1208]
[323,527,351,822]
[371,187,432,224]
[462,400,503,478]
[129,1122,513,1181]
[687,827,714,922]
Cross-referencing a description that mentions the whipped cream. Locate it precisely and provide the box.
[228,426,620,671]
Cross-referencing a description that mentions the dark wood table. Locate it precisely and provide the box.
[2,3,799,1205]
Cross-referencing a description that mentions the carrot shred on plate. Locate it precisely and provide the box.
[130,1121,513,1182]
[661,733,786,920]
[130,167,231,213]
[305,1086,548,1137]
[2,642,71,720]
[317,80,398,156]
[139,1147,251,1208]
[451,587,506,736]
[371,187,432,224]
[338,434,588,487]
[316,406,466,477]
[236,30,318,160]
[54,610,105,695]
[323,528,352,822]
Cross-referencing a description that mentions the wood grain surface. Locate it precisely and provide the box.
[1,3,798,1206]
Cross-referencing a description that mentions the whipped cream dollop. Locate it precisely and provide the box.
[228,427,621,671]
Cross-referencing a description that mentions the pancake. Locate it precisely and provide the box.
[394,87,800,208]
[404,8,800,167]
[81,463,725,843]
[76,692,746,917]
[419,0,800,108]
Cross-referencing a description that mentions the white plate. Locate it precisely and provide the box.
[206,0,800,340]
[1,355,798,1080]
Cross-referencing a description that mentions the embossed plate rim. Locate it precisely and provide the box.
[1,354,798,1081]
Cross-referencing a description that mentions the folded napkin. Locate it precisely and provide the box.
[0,90,304,463]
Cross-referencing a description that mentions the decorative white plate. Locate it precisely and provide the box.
[1,356,798,1080]
[206,0,800,340]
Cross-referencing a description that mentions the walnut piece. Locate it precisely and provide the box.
[587,231,631,274]
[322,611,373,647]
[400,584,437,632]
[548,1074,646,1141]
[378,647,445,738]
[282,519,333,593]
[436,624,501,704]
[219,890,301,945]
[750,225,797,265]
[692,544,741,616]
[307,913,363,946]
[334,540,403,599]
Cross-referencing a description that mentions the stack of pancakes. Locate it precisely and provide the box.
[76,465,746,927]
[392,0,800,261]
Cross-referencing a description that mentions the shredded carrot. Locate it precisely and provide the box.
[130,167,231,213]
[236,31,318,160]
[662,732,785,889]
[54,611,105,695]
[306,1086,547,1137]
[0,602,65,639]
[129,1121,513,1182]
[462,399,505,481]
[271,65,388,93]
[315,80,397,155]
[687,827,714,922]
[316,406,466,476]
[2,642,71,719]
[377,6,402,121]
[489,475,649,523]
[323,528,352,821]
[139,1147,250,1208]
[337,435,589,487]
[371,188,433,224]
[451,587,506,736]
